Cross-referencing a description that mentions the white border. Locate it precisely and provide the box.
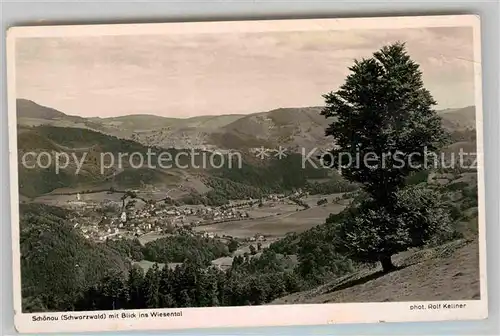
[6,14,487,334]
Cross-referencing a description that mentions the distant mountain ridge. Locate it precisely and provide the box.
[16,98,476,151]
[15,99,478,201]
[17,99,109,132]
[17,99,67,120]
[439,106,476,131]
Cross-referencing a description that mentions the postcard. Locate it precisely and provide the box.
[6,14,487,333]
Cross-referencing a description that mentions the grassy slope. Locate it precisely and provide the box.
[271,239,480,304]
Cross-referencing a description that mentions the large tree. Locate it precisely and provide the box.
[321,42,450,272]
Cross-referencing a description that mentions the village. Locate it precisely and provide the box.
[63,190,306,244]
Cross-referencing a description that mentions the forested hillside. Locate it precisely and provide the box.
[20,204,131,312]
[17,124,353,203]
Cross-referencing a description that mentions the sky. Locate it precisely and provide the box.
[15,26,475,118]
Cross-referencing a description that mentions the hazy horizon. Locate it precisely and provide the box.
[16,26,475,118]
[16,97,475,120]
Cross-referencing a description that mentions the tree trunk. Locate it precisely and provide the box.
[380,254,396,273]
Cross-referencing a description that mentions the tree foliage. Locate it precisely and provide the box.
[71,249,300,310]
[332,186,452,266]
[142,233,229,266]
[321,42,448,203]
[321,43,450,271]
[105,238,144,261]
[20,204,130,312]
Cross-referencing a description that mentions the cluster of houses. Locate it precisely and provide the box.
[71,220,125,241]
[202,207,250,222]
[65,192,255,243]
[63,189,306,244]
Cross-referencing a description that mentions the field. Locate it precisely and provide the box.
[194,195,347,238]
[32,191,124,205]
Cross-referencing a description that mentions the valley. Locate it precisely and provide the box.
[16,98,480,313]
[29,183,349,273]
